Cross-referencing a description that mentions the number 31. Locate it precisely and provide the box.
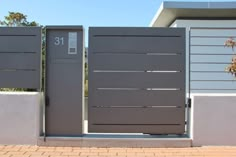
[54,37,64,46]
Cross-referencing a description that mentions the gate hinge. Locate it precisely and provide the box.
[186,98,192,108]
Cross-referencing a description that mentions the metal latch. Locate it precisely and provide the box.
[186,98,191,108]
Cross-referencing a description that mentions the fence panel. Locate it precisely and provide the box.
[0,27,41,89]
[88,27,186,134]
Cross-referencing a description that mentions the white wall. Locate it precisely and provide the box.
[191,94,236,146]
[170,20,236,146]
[0,92,42,145]
[171,20,236,93]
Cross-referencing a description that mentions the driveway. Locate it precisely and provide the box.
[1,145,236,157]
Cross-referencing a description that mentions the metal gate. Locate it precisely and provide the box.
[45,26,84,136]
[88,27,186,134]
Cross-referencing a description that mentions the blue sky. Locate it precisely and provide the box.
[0,0,161,27]
[1,0,234,27]
[0,0,234,44]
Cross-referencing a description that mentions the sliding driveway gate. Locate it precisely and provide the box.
[88,27,186,134]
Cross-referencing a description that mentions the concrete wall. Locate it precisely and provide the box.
[191,94,236,146]
[0,92,42,145]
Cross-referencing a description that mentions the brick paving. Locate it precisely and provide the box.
[1,145,236,157]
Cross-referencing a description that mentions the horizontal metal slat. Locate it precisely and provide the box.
[0,36,41,52]
[90,27,185,36]
[191,37,232,46]
[191,63,230,72]
[191,29,236,37]
[191,81,236,90]
[90,72,185,89]
[0,53,39,69]
[191,54,233,63]
[191,72,236,80]
[90,90,185,107]
[88,124,185,134]
[191,46,234,54]
[0,70,39,88]
[0,27,41,36]
[89,36,185,53]
[89,108,185,125]
[191,89,236,93]
[89,54,184,71]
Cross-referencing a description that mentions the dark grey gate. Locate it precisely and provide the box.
[88,27,186,134]
[45,26,84,136]
[0,27,41,89]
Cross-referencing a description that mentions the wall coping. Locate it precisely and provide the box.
[190,93,236,97]
[0,92,40,95]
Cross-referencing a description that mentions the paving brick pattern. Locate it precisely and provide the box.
[1,145,236,157]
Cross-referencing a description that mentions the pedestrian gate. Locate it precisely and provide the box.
[88,27,186,134]
[45,26,84,136]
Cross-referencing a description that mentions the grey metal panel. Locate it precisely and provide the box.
[191,89,236,93]
[190,29,236,37]
[88,27,186,134]
[46,25,83,30]
[90,90,184,107]
[0,36,40,52]
[191,46,233,55]
[191,64,229,72]
[190,27,236,93]
[191,55,232,63]
[89,27,185,36]
[90,108,185,124]
[0,71,38,88]
[191,37,228,46]
[90,72,184,89]
[191,81,236,90]
[89,27,185,53]
[0,53,38,69]
[90,54,184,71]
[0,27,41,89]
[0,27,41,35]
[45,26,84,136]
[90,36,184,53]
[89,125,185,134]
[191,72,236,80]
[46,31,83,60]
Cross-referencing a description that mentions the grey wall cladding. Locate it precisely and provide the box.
[88,27,186,134]
[190,28,236,93]
[0,27,42,89]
